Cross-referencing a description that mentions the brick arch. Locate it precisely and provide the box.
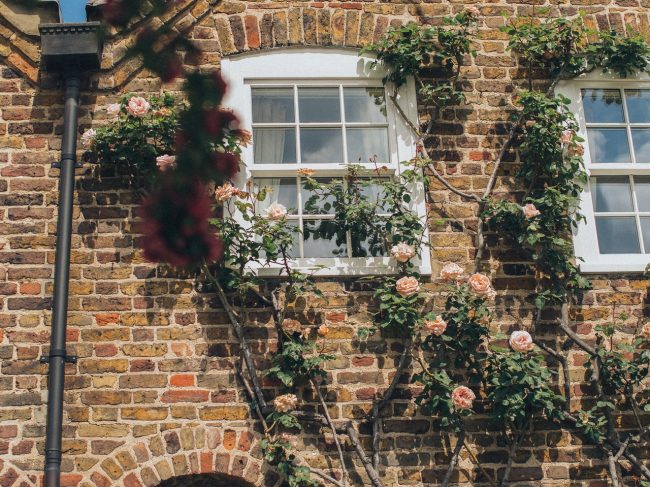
[213,7,404,56]
[85,426,276,487]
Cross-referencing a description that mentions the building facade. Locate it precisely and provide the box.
[0,0,649,486]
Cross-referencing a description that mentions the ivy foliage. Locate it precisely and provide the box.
[363,10,478,107]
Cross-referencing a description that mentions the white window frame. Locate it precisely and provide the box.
[558,70,650,273]
[221,48,431,276]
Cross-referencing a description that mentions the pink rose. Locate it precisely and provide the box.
[468,273,491,295]
[509,330,534,352]
[568,144,584,157]
[641,322,650,340]
[156,154,176,172]
[274,393,298,413]
[522,203,541,219]
[107,103,121,116]
[465,5,480,17]
[440,262,464,281]
[265,202,287,220]
[126,96,151,117]
[214,183,238,202]
[425,316,447,336]
[395,276,420,297]
[451,386,476,410]
[391,242,416,263]
[560,129,574,145]
[81,128,96,149]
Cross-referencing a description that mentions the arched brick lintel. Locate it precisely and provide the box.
[211,8,405,56]
[85,427,274,487]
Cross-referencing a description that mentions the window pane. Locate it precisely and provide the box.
[641,218,650,253]
[587,128,631,163]
[252,88,294,123]
[253,128,296,164]
[634,176,650,212]
[344,87,387,123]
[582,89,624,123]
[254,178,298,214]
[302,178,339,215]
[591,177,633,212]
[625,90,650,123]
[595,217,640,254]
[300,128,344,164]
[351,230,387,258]
[346,128,390,165]
[302,220,347,257]
[358,179,391,213]
[298,88,340,123]
[631,129,650,163]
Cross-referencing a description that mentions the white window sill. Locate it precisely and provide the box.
[578,259,649,274]
[251,257,432,277]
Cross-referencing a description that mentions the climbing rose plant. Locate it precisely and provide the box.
[83,2,650,486]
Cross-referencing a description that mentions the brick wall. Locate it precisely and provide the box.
[0,0,649,486]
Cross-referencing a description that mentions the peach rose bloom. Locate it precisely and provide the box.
[391,243,416,263]
[465,5,480,17]
[126,96,151,117]
[297,168,316,176]
[440,262,464,281]
[509,330,534,352]
[568,144,584,157]
[156,154,176,172]
[214,183,238,202]
[317,325,330,337]
[522,203,541,219]
[107,103,121,116]
[425,316,447,336]
[274,393,298,413]
[641,322,650,340]
[81,128,96,149]
[468,273,491,294]
[281,318,302,335]
[396,276,420,297]
[451,386,476,410]
[560,129,574,144]
[265,202,287,220]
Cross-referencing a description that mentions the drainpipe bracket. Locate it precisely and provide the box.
[51,161,83,169]
[40,349,78,364]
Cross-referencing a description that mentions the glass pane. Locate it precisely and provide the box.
[591,177,634,212]
[253,128,297,164]
[625,90,650,123]
[351,229,387,258]
[254,178,298,214]
[641,218,650,254]
[252,88,294,123]
[346,128,390,165]
[260,220,300,259]
[635,176,650,212]
[358,179,391,213]
[582,89,624,123]
[300,128,344,164]
[595,217,640,254]
[302,178,339,215]
[632,129,650,163]
[298,88,340,123]
[587,128,631,164]
[344,87,387,123]
[302,220,347,258]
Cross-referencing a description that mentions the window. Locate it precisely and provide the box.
[221,49,430,276]
[559,72,650,272]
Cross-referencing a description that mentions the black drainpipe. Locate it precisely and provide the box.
[39,22,103,487]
